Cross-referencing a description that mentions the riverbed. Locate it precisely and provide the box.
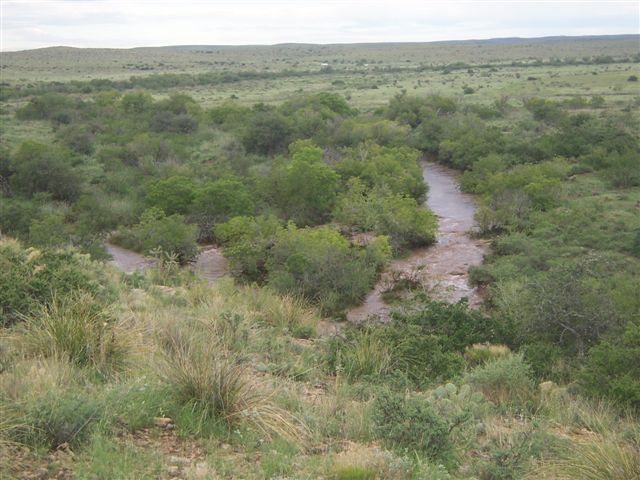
[346,161,488,322]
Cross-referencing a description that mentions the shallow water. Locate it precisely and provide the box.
[346,161,488,322]
[106,243,228,283]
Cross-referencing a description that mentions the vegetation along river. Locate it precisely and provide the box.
[106,162,485,308]
[347,161,488,322]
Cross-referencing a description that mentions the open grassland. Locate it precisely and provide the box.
[2,35,638,82]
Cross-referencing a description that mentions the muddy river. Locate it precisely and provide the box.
[347,161,488,322]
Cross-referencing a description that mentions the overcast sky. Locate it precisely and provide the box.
[1,1,638,51]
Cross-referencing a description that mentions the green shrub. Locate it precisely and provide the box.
[113,207,198,264]
[464,353,534,407]
[10,141,82,201]
[0,237,114,326]
[579,323,640,410]
[392,297,503,352]
[15,389,104,449]
[145,176,196,215]
[373,390,451,460]
[325,324,464,387]
[268,225,386,313]
[262,141,339,226]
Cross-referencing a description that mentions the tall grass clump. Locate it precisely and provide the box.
[157,325,307,443]
[328,328,395,381]
[464,353,534,407]
[530,439,640,479]
[464,343,511,367]
[15,293,130,376]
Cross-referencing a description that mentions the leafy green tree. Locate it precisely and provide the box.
[15,92,75,120]
[192,177,255,222]
[520,256,624,358]
[265,142,339,225]
[120,91,153,114]
[28,213,69,248]
[213,215,282,281]
[267,224,389,313]
[333,179,436,252]
[335,144,426,201]
[242,109,292,155]
[145,176,197,215]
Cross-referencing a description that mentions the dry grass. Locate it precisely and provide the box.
[529,439,640,480]
[13,293,132,377]
[157,324,308,445]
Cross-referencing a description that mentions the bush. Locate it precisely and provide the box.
[463,353,534,407]
[373,390,451,460]
[213,215,283,281]
[192,177,255,224]
[10,141,81,201]
[392,297,502,352]
[325,324,464,387]
[145,176,197,215]
[15,389,104,449]
[579,323,640,410]
[263,142,339,226]
[333,180,437,252]
[0,237,113,326]
[267,225,389,313]
[114,208,198,264]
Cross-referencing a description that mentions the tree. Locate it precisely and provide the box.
[266,142,339,226]
[192,177,255,223]
[146,176,197,215]
[242,109,292,155]
[523,256,623,358]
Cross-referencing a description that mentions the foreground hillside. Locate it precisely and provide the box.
[1,39,639,478]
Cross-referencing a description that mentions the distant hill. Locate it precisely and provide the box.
[2,35,638,83]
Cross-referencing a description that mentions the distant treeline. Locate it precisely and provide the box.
[1,54,637,100]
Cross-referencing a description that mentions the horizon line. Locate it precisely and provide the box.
[3,33,638,54]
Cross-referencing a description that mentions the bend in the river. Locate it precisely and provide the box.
[346,161,488,323]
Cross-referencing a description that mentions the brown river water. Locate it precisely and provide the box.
[346,161,488,323]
